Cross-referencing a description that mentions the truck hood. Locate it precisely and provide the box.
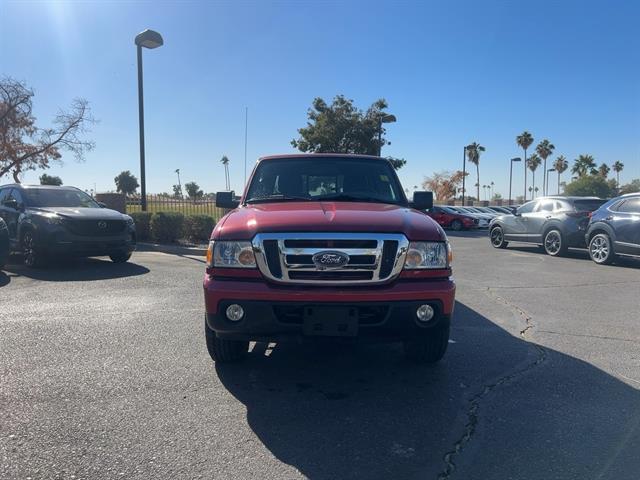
[29,207,127,220]
[214,202,445,241]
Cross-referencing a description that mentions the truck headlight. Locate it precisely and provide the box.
[207,241,256,268]
[403,242,448,269]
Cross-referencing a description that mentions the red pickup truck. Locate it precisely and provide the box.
[204,154,455,363]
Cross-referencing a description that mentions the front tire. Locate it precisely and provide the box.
[109,251,132,263]
[403,322,450,364]
[589,233,615,265]
[22,230,46,268]
[205,317,248,363]
[450,219,463,231]
[490,226,508,249]
[543,229,567,257]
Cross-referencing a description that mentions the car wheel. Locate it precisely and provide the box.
[490,226,508,249]
[403,322,450,364]
[450,220,463,231]
[205,316,248,363]
[22,231,46,268]
[589,233,615,265]
[543,229,567,257]
[109,251,132,263]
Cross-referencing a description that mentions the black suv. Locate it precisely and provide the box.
[586,193,640,264]
[0,184,136,267]
[489,196,606,256]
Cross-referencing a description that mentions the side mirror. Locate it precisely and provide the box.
[216,191,240,209]
[3,199,19,210]
[411,191,433,210]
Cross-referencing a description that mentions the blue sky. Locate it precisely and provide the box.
[1,0,639,198]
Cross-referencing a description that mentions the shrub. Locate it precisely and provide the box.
[150,212,185,243]
[129,211,152,240]
[183,214,216,242]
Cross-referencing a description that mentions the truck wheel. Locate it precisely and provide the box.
[450,220,463,231]
[403,322,450,364]
[22,231,47,268]
[205,317,248,363]
[109,251,132,263]
[589,233,615,265]
[490,226,508,249]
[543,228,567,257]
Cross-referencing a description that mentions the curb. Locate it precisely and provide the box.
[136,242,207,256]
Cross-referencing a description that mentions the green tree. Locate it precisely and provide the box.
[528,153,542,197]
[619,179,640,195]
[172,184,183,198]
[220,155,230,190]
[571,154,597,177]
[0,77,95,182]
[291,95,405,169]
[185,181,203,201]
[39,173,62,186]
[535,139,555,195]
[114,170,139,195]
[564,175,615,197]
[612,161,624,188]
[465,142,485,201]
[516,131,534,201]
[598,163,610,178]
[552,155,569,195]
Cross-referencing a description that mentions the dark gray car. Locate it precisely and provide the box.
[0,217,8,269]
[0,184,136,267]
[488,196,606,256]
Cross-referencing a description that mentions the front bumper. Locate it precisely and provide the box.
[204,276,455,342]
[36,226,136,256]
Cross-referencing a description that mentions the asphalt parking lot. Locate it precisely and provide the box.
[1,234,639,480]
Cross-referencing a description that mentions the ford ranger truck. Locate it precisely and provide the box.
[203,154,455,363]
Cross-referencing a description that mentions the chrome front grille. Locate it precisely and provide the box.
[252,233,409,285]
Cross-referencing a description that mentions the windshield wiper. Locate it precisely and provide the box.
[245,194,312,204]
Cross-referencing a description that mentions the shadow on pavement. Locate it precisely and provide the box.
[445,229,488,239]
[3,256,150,282]
[215,302,640,480]
[506,244,640,268]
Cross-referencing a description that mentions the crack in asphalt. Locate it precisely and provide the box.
[536,329,640,345]
[466,279,640,291]
[436,289,548,480]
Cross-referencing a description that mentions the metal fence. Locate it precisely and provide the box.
[125,194,228,218]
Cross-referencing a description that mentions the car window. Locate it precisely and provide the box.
[517,201,537,214]
[574,199,607,212]
[23,188,100,208]
[11,189,24,207]
[0,188,10,204]
[536,200,554,212]
[617,198,640,213]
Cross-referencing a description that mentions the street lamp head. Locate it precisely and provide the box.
[511,157,522,162]
[547,168,555,172]
[380,114,397,124]
[135,29,164,49]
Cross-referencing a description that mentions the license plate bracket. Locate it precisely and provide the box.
[303,306,358,337]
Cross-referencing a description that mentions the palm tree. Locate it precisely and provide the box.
[516,131,534,201]
[220,155,230,190]
[528,153,542,198]
[598,163,610,178]
[465,142,485,202]
[612,161,624,187]
[490,181,495,200]
[535,139,555,195]
[553,155,569,194]
[571,154,597,177]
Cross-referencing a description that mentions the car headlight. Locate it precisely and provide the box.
[207,241,256,268]
[403,242,449,269]
[124,216,135,226]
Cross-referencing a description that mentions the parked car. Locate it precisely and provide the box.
[0,217,8,270]
[585,193,640,264]
[489,196,607,256]
[487,206,514,215]
[0,184,136,267]
[205,154,455,364]
[447,206,491,228]
[425,205,479,231]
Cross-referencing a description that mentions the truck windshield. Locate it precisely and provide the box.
[245,157,407,206]
[24,188,101,208]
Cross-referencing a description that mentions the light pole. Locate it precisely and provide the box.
[377,114,396,156]
[509,157,521,205]
[546,168,554,196]
[135,29,164,211]
[175,168,182,198]
[462,145,468,206]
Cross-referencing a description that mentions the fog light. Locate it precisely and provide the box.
[225,304,244,322]
[416,304,434,322]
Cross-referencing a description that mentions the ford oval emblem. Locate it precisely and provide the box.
[312,251,349,270]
